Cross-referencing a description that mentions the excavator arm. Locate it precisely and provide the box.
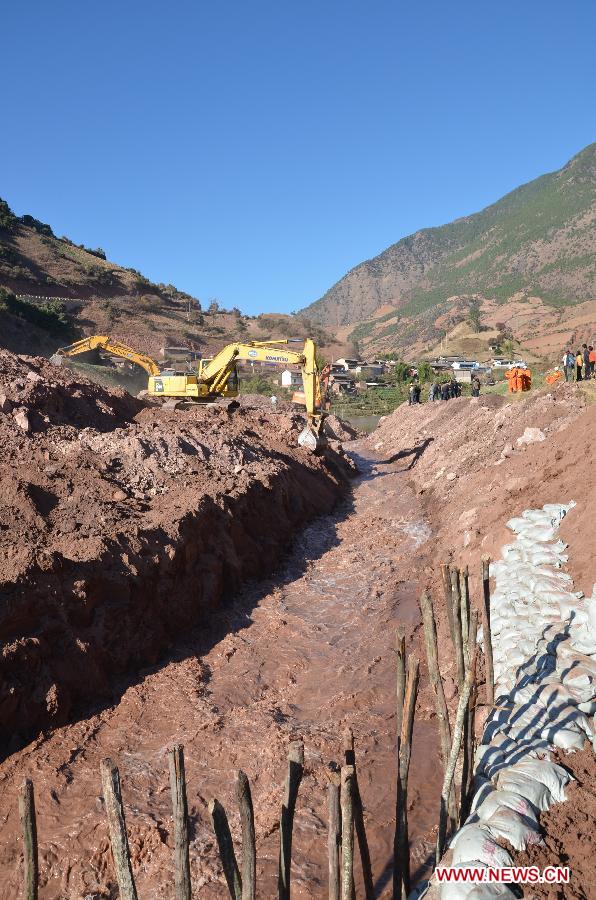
[51,335,161,377]
[199,339,324,449]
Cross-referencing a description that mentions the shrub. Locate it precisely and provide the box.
[0,288,68,332]
[20,214,54,237]
[102,300,121,323]
[86,247,107,260]
[0,198,17,232]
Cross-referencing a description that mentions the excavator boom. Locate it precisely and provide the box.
[51,335,161,376]
[197,339,324,448]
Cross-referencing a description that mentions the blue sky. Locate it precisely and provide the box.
[2,1,594,314]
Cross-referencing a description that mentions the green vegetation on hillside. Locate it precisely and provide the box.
[0,287,69,334]
[305,143,596,331]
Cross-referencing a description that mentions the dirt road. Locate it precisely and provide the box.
[0,444,441,898]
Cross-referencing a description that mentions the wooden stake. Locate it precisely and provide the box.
[340,765,356,900]
[343,729,374,899]
[168,745,191,900]
[398,657,419,898]
[392,736,402,900]
[441,563,455,646]
[436,641,478,864]
[18,778,38,900]
[419,592,452,768]
[459,567,470,664]
[209,798,242,900]
[343,727,355,766]
[396,631,406,743]
[450,567,465,692]
[482,555,495,707]
[460,613,478,825]
[278,740,304,900]
[236,770,256,900]
[419,592,458,829]
[327,770,341,900]
[100,758,138,900]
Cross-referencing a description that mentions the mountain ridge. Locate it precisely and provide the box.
[301,144,596,343]
[0,198,340,358]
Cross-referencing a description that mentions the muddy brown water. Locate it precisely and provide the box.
[0,444,441,898]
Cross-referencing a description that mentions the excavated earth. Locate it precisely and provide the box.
[0,351,358,751]
[0,350,442,898]
[2,355,596,899]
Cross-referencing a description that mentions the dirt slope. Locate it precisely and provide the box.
[0,200,342,359]
[0,440,445,899]
[368,383,596,897]
[0,349,352,750]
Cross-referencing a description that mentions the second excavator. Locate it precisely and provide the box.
[51,336,326,450]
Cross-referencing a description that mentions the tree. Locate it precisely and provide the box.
[503,338,516,359]
[0,198,16,232]
[417,361,434,382]
[467,299,483,333]
[207,298,220,314]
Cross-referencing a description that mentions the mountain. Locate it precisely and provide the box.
[301,144,596,356]
[0,199,341,359]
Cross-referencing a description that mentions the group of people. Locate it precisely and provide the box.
[408,376,480,404]
[562,345,596,382]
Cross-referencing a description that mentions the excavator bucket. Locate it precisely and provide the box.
[297,424,319,452]
[49,353,63,366]
[298,415,327,451]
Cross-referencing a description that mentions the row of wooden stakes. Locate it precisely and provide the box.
[15,558,495,898]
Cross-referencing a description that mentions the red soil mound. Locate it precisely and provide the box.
[0,350,352,749]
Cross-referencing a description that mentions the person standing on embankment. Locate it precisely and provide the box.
[583,344,591,380]
[563,349,574,382]
[576,349,584,381]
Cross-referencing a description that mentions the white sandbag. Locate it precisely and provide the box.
[451,825,512,868]
[546,702,592,736]
[475,789,539,824]
[543,501,575,518]
[530,681,578,709]
[541,724,586,751]
[504,759,571,802]
[495,770,552,811]
[483,806,542,851]
[560,666,596,701]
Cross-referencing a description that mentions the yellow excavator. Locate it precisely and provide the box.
[51,335,161,376]
[51,335,325,450]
